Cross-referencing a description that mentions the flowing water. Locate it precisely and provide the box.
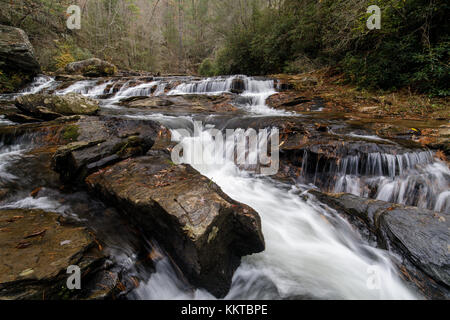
[297,148,450,213]
[131,122,418,299]
[3,75,448,299]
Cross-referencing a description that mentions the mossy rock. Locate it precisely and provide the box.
[62,125,80,142]
[64,58,117,77]
[15,93,100,119]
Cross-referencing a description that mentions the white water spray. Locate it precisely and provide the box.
[134,121,419,300]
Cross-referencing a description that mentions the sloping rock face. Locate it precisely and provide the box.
[0,209,108,300]
[5,115,264,298]
[0,25,40,92]
[15,94,99,120]
[310,191,450,299]
[0,25,40,74]
[52,116,160,183]
[65,58,117,77]
[85,150,265,297]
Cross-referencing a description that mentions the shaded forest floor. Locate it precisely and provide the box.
[272,68,449,120]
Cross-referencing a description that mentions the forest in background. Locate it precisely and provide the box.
[0,0,448,95]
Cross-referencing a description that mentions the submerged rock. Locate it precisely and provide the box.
[15,93,99,120]
[64,58,117,77]
[230,78,246,94]
[310,191,450,299]
[0,209,108,300]
[85,151,265,297]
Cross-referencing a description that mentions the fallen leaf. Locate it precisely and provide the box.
[16,241,32,249]
[24,229,47,239]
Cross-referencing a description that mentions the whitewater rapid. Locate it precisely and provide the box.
[131,122,419,300]
[4,74,440,300]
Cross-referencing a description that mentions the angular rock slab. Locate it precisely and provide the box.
[85,151,265,297]
[52,116,160,183]
[0,25,40,74]
[0,209,105,300]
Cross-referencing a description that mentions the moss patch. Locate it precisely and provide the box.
[0,69,32,94]
[62,125,80,142]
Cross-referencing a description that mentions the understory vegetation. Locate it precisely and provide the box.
[208,0,449,96]
[0,0,448,95]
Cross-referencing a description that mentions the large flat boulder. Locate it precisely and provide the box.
[310,191,450,299]
[15,94,99,120]
[64,58,117,77]
[119,94,239,115]
[0,25,40,92]
[0,209,108,299]
[85,151,265,297]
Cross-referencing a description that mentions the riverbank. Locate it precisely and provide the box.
[270,69,450,158]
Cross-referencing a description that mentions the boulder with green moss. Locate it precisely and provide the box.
[64,58,117,77]
[15,93,99,120]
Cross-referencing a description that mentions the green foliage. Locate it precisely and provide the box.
[2,0,448,92]
[62,125,79,142]
[0,70,14,93]
[0,69,32,93]
[48,39,92,72]
[198,58,217,76]
[211,0,449,95]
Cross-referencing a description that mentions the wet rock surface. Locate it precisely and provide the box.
[15,93,99,120]
[85,151,265,297]
[119,94,239,115]
[267,93,330,112]
[0,208,109,300]
[52,116,160,183]
[47,114,265,297]
[309,191,450,299]
[1,71,448,300]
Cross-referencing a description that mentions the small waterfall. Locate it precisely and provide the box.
[113,81,159,99]
[0,143,26,183]
[241,78,283,114]
[0,115,15,126]
[20,75,55,95]
[132,120,418,299]
[56,80,99,95]
[168,76,237,95]
[41,75,290,115]
[299,149,450,213]
[168,75,290,115]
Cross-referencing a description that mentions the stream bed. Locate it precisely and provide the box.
[1,74,449,300]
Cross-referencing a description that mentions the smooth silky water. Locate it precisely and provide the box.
[4,75,440,300]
